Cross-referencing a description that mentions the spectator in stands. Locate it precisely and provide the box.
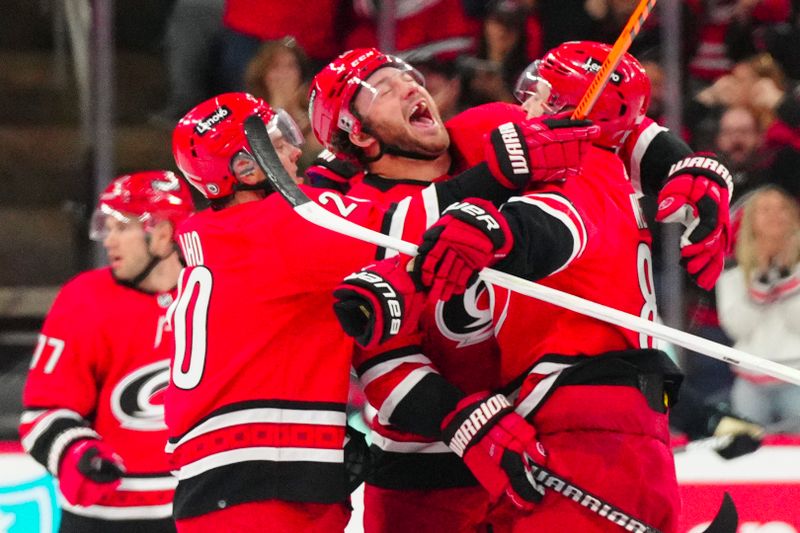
[716,106,772,199]
[459,0,530,107]
[717,185,800,429]
[150,0,225,128]
[686,0,790,86]
[345,0,479,56]
[244,37,321,173]
[219,0,348,91]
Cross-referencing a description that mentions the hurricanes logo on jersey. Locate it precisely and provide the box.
[435,280,494,347]
[110,359,170,431]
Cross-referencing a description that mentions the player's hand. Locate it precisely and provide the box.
[485,117,600,189]
[333,257,425,349]
[441,392,547,511]
[58,439,125,506]
[655,154,733,290]
[413,199,512,302]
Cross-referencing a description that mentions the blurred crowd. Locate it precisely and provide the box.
[152,0,800,433]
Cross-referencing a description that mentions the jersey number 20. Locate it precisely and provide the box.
[172,266,212,390]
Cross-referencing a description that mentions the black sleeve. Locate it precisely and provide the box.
[434,162,514,211]
[388,373,465,439]
[638,130,694,196]
[492,197,578,281]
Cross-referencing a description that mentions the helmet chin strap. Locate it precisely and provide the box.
[113,235,177,291]
[114,253,163,291]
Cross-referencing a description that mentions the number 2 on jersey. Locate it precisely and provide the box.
[172,266,213,390]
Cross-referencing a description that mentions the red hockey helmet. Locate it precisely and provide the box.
[90,170,195,240]
[172,92,303,199]
[514,41,651,148]
[309,48,424,150]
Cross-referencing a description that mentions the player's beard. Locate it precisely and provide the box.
[364,116,449,160]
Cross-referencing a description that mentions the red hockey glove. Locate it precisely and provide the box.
[485,118,599,189]
[413,199,512,302]
[58,439,125,506]
[333,257,426,350]
[655,154,733,290]
[441,392,546,511]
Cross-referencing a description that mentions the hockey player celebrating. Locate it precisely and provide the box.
[19,171,195,532]
[332,42,735,533]
[165,91,595,532]
[308,47,602,532]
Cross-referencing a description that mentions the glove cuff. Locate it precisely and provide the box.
[667,153,733,199]
[441,393,514,457]
[486,123,532,189]
[440,199,513,259]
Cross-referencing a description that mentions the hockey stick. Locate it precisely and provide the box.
[243,114,800,387]
[244,115,738,533]
[571,0,657,119]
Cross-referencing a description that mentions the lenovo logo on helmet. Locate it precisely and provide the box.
[581,57,622,85]
[195,105,231,136]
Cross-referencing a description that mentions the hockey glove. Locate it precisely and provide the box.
[413,198,512,302]
[485,118,599,189]
[333,257,425,350]
[58,438,125,506]
[655,154,733,290]
[441,392,546,511]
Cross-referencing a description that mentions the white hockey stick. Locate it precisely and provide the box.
[244,115,800,388]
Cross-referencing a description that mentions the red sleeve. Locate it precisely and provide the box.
[20,275,103,473]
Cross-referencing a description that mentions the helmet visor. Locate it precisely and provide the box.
[267,108,305,148]
[89,204,149,241]
[514,61,568,115]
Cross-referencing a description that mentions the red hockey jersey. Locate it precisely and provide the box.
[491,146,657,414]
[20,268,176,522]
[166,185,447,518]
[347,174,503,490]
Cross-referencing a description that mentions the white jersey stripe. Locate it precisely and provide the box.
[506,194,587,272]
[421,185,441,229]
[385,196,412,259]
[630,121,666,197]
[62,501,173,520]
[360,352,434,387]
[117,475,178,492]
[177,446,344,480]
[20,408,84,452]
[377,367,435,427]
[166,407,346,453]
[370,432,451,454]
